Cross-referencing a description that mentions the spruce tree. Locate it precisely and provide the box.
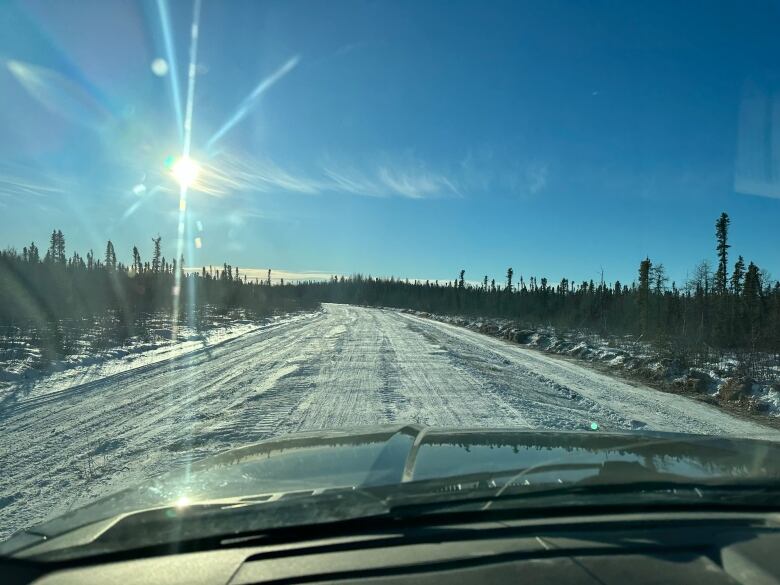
[714,212,730,295]
[743,262,762,342]
[55,230,65,263]
[48,230,57,263]
[638,257,652,336]
[132,246,142,273]
[105,241,116,270]
[151,236,162,273]
[731,255,745,295]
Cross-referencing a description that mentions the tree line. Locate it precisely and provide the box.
[1,212,778,365]
[0,231,318,361]
[311,212,780,356]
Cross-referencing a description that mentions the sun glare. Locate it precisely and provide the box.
[170,156,201,188]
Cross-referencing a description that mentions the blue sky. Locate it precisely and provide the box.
[1,0,779,286]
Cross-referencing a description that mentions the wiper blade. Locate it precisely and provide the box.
[389,479,780,518]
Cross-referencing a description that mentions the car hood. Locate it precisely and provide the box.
[5,424,780,554]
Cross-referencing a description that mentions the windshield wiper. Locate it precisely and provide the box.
[388,477,780,518]
[375,459,780,516]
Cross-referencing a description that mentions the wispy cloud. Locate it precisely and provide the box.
[0,169,65,202]
[197,150,459,199]
[377,166,459,199]
[459,150,551,196]
[321,165,382,197]
[196,153,322,196]
[320,152,461,199]
[321,161,459,199]
[191,149,548,201]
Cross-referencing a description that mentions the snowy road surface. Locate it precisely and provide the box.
[1,303,777,540]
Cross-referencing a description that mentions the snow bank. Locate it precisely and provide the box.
[404,310,780,417]
[0,309,321,404]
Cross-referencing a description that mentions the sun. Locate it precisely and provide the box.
[170,156,201,188]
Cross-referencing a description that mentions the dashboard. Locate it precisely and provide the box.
[6,511,780,585]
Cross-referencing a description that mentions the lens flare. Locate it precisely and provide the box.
[151,58,169,77]
[170,156,200,188]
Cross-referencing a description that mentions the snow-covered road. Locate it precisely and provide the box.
[1,304,777,540]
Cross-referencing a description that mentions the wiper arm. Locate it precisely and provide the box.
[486,459,690,506]
[388,463,780,517]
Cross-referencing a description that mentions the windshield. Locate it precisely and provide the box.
[1,0,779,557]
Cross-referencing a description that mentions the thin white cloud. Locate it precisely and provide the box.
[193,150,553,201]
[198,150,460,200]
[196,153,322,196]
[377,166,460,199]
[0,169,66,202]
[321,153,460,199]
[459,149,551,196]
[321,165,383,197]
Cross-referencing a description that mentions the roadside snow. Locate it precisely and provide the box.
[404,310,780,417]
[0,310,320,407]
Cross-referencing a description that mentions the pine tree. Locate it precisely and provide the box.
[506,267,513,292]
[28,242,39,263]
[132,246,142,273]
[638,257,652,336]
[731,255,745,295]
[743,261,762,343]
[651,263,667,293]
[55,230,65,263]
[714,212,730,295]
[151,236,162,273]
[105,241,116,270]
[48,230,57,263]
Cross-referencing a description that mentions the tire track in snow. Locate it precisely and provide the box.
[395,310,780,437]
